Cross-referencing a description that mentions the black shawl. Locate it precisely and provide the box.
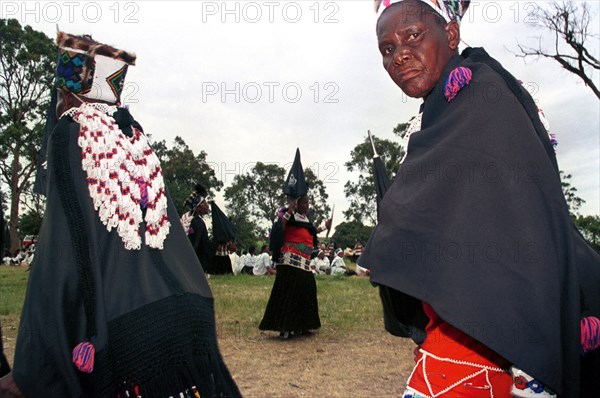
[359,48,600,398]
[13,111,240,397]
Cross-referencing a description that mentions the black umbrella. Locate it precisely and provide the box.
[368,131,417,340]
[210,201,237,243]
[368,130,391,221]
[283,148,308,199]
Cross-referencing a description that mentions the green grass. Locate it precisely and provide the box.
[209,274,382,334]
[1,267,384,360]
[0,266,28,317]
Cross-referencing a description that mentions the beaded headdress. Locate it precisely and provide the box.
[375,0,470,23]
[55,31,136,103]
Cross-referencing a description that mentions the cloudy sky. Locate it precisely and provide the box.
[5,0,599,230]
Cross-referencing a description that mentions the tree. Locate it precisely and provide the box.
[224,162,331,239]
[559,171,600,253]
[575,215,600,253]
[331,221,374,251]
[560,170,585,217]
[153,136,223,215]
[17,184,45,236]
[343,123,408,225]
[304,168,331,228]
[228,210,260,252]
[515,1,600,99]
[0,19,56,253]
[18,207,44,237]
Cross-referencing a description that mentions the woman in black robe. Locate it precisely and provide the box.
[259,150,332,339]
[10,32,240,398]
[259,195,325,338]
[181,184,216,274]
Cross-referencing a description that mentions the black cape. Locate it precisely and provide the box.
[359,48,600,398]
[13,111,240,397]
[189,214,214,272]
[0,193,10,378]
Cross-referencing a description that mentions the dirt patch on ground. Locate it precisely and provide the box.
[2,319,417,397]
[219,327,416,397]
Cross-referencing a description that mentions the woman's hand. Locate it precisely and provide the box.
[324,218,332,231]
[287,199,298,214]
[282,199,297,227]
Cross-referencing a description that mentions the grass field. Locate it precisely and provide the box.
[0,265,416,397]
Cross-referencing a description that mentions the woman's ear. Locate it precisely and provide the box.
[445,21,460,51]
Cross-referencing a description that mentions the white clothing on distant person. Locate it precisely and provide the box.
[244,253,256,271]
[355,263,369,276]
[230,251,241,275]
[355,264,371,276]
[330,256,346,276]
[238,253,247,270]
[310,256,330,274]
[253,252,272,276]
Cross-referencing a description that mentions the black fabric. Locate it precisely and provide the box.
[90,294,239,398]
[52,115,97,338]
[283,148,308,199]
[0,194,7,377]
[259,265,321,333]
[1,206,8,256]
[111,107,143,138]
[373,156,391,221]
[379,285,427,344]
[210,201,237,244]
[33,88,58,195]
[189,215,215,273]
[359,48,600,398]
[0,322,9,378]
[212,255,233,275]
[12,111,239,397]
[241,265,254,275]
[0,192,4,253]
[581,349,600,398]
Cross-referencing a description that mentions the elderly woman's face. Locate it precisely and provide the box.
[377,1,459,98]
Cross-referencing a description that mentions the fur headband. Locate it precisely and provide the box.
[55,31,136,103]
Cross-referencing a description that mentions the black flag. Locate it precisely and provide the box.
[210,201,237,244]
[368,131,391,221]
[283,148,308,199]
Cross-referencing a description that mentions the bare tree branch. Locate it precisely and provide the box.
[513,1,600,99]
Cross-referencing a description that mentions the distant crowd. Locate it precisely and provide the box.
[226,241,369,277]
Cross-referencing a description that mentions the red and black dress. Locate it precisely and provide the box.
[259,213,321,334]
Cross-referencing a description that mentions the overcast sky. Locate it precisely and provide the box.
[5,0,599,232]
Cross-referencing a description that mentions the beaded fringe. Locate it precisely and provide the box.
[66,103,170,250]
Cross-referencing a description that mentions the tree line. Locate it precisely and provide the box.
[2,4,600,255]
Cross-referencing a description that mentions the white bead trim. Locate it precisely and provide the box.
[69,103,170,250]
[407,349,508,398]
